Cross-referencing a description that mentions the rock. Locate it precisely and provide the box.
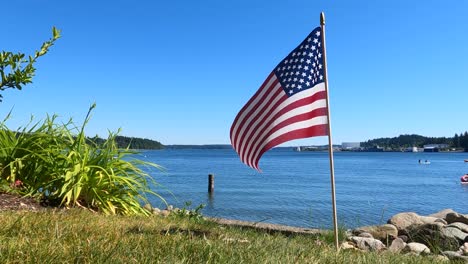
[442,226,468,243]
[358,232,373,238]
[435,218,448,225]
[461,242,468,255]
[446,212,468,225]
[389,237,406,253]
[448,222,468,234]
[143,203,152,211]
[350,236,386,251]
[442,251,468,261]
[152,208,161,214]
[407,223,459,251]
[166,205,174,211]
[353,224,398,241]
[403,242,430,255]
[398,235,408,242]
[160,210,171,217]
[427,255,450,262]
[340,241,356,250]
[429,209,457,219]
[388,212,438,231]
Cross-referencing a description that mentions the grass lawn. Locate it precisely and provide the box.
[0,209,450,263]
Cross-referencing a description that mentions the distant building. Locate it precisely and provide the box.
[405,146,419,152]
[423,144,449,152]
[341,142,361,150]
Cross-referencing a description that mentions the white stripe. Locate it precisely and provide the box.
[248,115,329,168]
[237,84,285,156]
[231,74,277,151]
[234,82,281,152]
[242,98,327,163]
[241,83,326,164]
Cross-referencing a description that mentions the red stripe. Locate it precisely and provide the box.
[236,87,284,155]
[252,124,329,170]
[230,72,275,141]
[240,91,327,165]
[245,107,328,167]
[230,74,279,152]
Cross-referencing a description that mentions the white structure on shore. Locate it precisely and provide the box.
[341,142,361,150]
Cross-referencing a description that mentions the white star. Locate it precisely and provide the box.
[313,38,318,44]
[308,52,313,57]
[284,59,289,64]
[306,59,311,64]
[286,84,290,88]
[289,89,293,94]
[319,64,323,69]
[293,77,298,82]
[291,84,296,88]
[300,58,304,63]
[307,37,312,42]
[292,52,296,57]
[295,71,300,75]
[292,65,296,69]
[297,85,302,89]
[299,79,304,83]
[312,46,316,51]
[315,31,320,37]
[288,78,292,82]
[320,75,323,80]
[312,62,316,67]
[318,53,322,58]
[318,42,321,47]
[307,75,312,80]
[306,81,310,86]
[301,72,306,77]
[304,66,309,70]
[295,58,299,62]
[302,51,306,56]
[298,65,302,69]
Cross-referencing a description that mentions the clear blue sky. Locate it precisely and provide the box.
[2,0,467,145]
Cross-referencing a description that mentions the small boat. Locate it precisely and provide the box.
[418,160,430,165]
[461,174,468,184]
[464,159,468,162]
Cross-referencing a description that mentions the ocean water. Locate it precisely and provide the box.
[140,149,468,229]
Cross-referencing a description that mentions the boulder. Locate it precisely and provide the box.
[446,212,468,225]
[388,212,438,231]
[429,209,457,219]
[402,242,430,255]
[462,242,468,255]
[152,208,161,214]
[448,222,468,233]
[350,236,386,251]
[340,241,357,250]
[358,232,374,238]
[407,223,459,251]
[442,227,468,243]
[442,251,468,261]
[353,224,398,241]
[389,237,406,253]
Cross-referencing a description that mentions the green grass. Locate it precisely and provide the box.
[0,209,448,263]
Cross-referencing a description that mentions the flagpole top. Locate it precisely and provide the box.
[320,12,325,25]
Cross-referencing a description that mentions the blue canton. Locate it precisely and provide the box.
[274,27,324,97]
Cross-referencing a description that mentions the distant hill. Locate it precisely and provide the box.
[360,134,452,149]
[90,135,164,150]
[165,144,232,150]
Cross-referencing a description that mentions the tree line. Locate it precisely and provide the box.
[361,133,468,151]
[91,135,164,150]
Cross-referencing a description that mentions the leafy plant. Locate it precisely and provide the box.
[0,27,60,101]
[0,104,165,215]
[172,201,206,222]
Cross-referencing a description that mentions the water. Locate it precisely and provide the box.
[140,149,468,229]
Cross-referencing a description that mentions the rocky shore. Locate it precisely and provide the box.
[345,209,468,262]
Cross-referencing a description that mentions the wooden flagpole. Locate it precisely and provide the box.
[320,11,339,250]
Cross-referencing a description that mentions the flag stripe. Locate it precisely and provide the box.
[242,96,327,166]
[252,123,328,170]
[230,73,279,151]
[245,104,328,167]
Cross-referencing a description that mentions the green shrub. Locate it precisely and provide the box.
[0,104,164,215]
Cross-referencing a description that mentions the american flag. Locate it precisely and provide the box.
[230,27,329,171]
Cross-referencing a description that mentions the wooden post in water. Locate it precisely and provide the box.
[208,174,214,193]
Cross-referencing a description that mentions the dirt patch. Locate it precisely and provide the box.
[0,192,45,212]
